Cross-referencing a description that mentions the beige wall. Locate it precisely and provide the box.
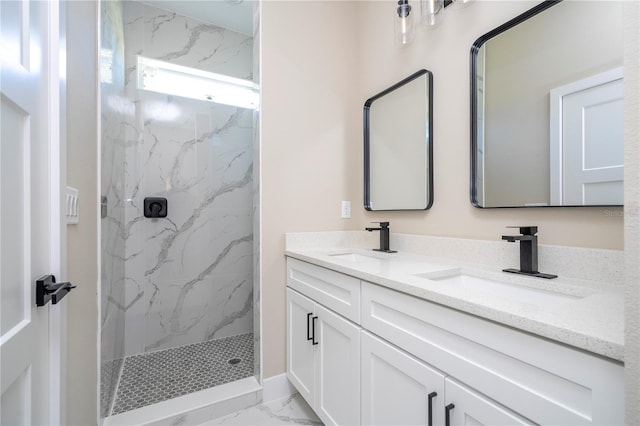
[261,0,360,377]
[66,1,99,424]
[261,0,625,379]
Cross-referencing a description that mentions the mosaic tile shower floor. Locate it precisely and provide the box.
[111,332,254,415]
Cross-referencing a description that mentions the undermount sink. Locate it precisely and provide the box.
[415,270,583,308]
[328,252,385,262]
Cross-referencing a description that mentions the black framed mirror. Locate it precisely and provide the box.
[364,69,433,211]
[470,0,623,208]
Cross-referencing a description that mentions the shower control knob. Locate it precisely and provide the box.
[144,197,168,218]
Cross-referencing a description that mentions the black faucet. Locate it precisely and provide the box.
[501,226,557,279]
[365,222,397,253]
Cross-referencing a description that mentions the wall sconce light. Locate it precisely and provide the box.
[395,0,414,46]
[396,0,473,45]
[137,56,259,110]
[422,0,444,27]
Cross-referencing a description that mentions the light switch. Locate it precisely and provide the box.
[66,186,79,225]
[341,200,351,219]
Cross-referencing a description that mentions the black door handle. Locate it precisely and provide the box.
[36,275,76,306]
[445,403,455,426]
[428,392,437,426]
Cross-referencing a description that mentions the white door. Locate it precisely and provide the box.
[444,378,533,426]
[1,1,64,425]
[550,68,624,205]
[286,288,315,405]
[315,304,360,426]
[361,331,445,426]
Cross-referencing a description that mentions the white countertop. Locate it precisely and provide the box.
[284,247,624,362]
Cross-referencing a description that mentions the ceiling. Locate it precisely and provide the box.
[141,0,254,36]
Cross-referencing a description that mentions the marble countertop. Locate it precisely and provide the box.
[284,247,624,362]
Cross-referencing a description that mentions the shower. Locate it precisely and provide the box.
[99,0,260,421]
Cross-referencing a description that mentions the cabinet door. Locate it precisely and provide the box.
[444,378,533,426]
[315,304,361,426]
[286,288,316,404]
[361,331,446,426]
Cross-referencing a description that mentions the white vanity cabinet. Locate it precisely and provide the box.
[362,281,624,426]
[286,257,624,426]
[361,331,532,426]
[286,259,361,426]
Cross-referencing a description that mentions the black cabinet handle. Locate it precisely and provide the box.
[427,392,437,426]
[445,403,455,426]
[312,316,318,345]
[306,313,313,341]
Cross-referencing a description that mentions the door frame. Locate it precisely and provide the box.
[549,67,624,205]
[48,0,67,424]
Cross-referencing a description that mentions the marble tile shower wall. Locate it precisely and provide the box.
[100,0,127,417]
[121,2,254,356]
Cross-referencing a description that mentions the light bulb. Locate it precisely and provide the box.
[421,0,444,27]
[395,0,414,46]
[450,0,473,8]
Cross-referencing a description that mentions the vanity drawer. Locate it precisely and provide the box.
[361,282,624,425]
[287,258,360,323]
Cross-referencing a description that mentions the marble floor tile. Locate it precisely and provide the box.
[202,394,322,425]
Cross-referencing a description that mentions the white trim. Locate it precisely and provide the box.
[257,0,264,391]
[104,377,261,426]
[95,1,103,423]
[47,1,66,424]
[549,67,624,205]
[262,373,297,403]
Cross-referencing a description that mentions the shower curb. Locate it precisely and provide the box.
[103,377,261,426]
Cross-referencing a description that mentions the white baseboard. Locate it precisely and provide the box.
[262,373,296,403]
